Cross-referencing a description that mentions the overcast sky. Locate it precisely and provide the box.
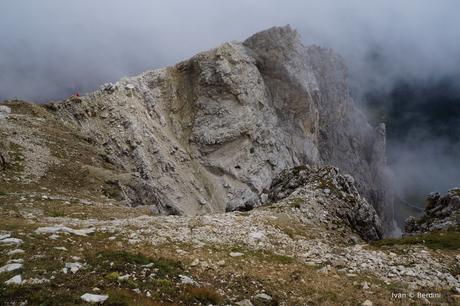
[1,1,460,217]
[1,0,459,102]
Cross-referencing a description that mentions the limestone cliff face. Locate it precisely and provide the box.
[49,26,392,230]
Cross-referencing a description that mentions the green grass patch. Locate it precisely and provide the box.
[372,229,460,250]
[91,250,183,278]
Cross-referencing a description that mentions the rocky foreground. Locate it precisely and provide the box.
[0,26,459,305]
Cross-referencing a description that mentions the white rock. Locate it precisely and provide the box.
[179,275,198,285]
[24,278,50,284]
[0,238,23,245]
[0,234,11,240]
[54,247,68,251]
[7,259,24,264]
[362,300,373,306]
[236,299,254,306]
[5,275,22,285]
[229,252,244,257]
[7,249,25,255]
[118,274,130,281]
[142,263,154,268]
[249,231,265,240]
[0,263,23,273]
[254,293,272,300]
[35,226,95,236]
[125,84,135,90]
[81,293,109,303]
[64,262,83,274]
[190,259,200,267]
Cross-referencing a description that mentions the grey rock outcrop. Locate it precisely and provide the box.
[269,165,383,241]
[47,26,392,228]
[405,188,460,234]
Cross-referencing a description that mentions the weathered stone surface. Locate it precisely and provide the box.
[44,26,392,230]
[405,188,460,234]
[269,165,383,241]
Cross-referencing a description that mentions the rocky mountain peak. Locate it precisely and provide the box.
[38,26,393,232]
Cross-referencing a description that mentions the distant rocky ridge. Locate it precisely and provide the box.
[3,26,393,233]
[405,188,460,234]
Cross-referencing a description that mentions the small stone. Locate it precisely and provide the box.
[35,226,95,236]
[362,300,373,306]
[81,293,109,303]
[190,259,200,267]
[64,262,83,274]
[142,263,154,268]
[254,293,272,301]
[125,84,135,90]
[179,275,198,285]
[28,278,50,284]
[0,263,23,273]
[305,261,317,267]
[0,234,11,240]
[7,249,25,255]
[0,238,23,245]
[229,252,244,257]
[236,299,254,306]
[216,260,226,266]
[362,281,370,290]
[146,291,152,297]
[5,275,22,285]
[54,247,68,251]
[249,231,265,240]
